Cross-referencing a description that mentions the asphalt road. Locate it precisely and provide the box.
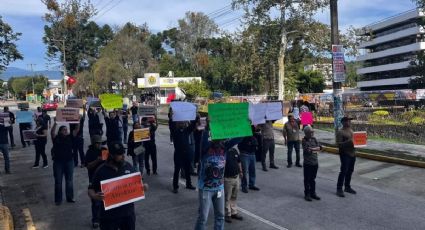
[1,108,425,230]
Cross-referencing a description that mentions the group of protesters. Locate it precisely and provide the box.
[0,99,358,230]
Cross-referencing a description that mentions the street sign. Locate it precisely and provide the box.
[332,45,346,83]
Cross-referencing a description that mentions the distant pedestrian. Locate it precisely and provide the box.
[238,127,260,193]
[88,107,103,137]
[122,109,129,144]
[336,117,357,197]
[19,107,32,148]
[223,147,243,223]
[168,107,174,145]
[130,103,139,124]
[85,135,107,229]
[3,106,16,147]
[32,118,48,169]
[302,126,322,201]
[0,119,11,174]
[70,106,86,167]
[51,117,80,205]
[283,114,302,168]
[291,101,300,125]
[300,101,310,113]
[127,122,145,175]
[259,120,278,171]
[141,117,158,175]
[40,109,52,129]
[104,110,123,146]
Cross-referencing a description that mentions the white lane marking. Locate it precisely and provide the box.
[178,181,289,230]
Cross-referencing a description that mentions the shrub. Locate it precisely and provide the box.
[373,110,389,116]
[410,116,425,125]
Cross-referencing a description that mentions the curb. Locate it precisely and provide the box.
[0,205,13,230]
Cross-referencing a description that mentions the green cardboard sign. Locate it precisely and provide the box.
[208,103,252,140]
[99,94,123,110]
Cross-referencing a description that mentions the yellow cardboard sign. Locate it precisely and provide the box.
[99,94,123,110]
[134,128,150,142]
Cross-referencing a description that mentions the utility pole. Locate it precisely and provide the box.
[50,38,67,101]
[330,0,344,134]
[28,63,36,101]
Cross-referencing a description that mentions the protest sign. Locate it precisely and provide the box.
[16,111,33,123]
[0,113,10,126]
[140,116,156,123]
[249,103,267,125]
[197,117,207,130]
[170,102,197,121]
[66,99,83,108]
[17,102,29,110]
[300,112,314,126]
[137,106,156,116]
[101,172,145,210]
[23,130,37,141]
[208,103,252,140]
[265,102,283,120]
[353,131,367,147]
[133,128,151,142]
[99,94,123,110]
[56,108,80,123]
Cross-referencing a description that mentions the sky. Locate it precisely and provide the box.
[0,0,418,71]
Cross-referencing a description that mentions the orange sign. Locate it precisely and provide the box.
[101,172,145,210]
[353,131,367,147]
[101,149,109,161]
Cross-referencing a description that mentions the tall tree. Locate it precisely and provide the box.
[0,16,23,72]
[296,70,325,93]
[232,0,329,99]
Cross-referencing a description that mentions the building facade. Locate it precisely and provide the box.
[357,9,425,91]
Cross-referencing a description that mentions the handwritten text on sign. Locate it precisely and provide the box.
[23,130,37,141]
[353,131,367,147]
[137,106,156,116]
[101,172,145,210]
[133,128,151,142]
[208,103,252,140]
[66,99,84,108]
[99,94,123,110]
[56,108,80,123]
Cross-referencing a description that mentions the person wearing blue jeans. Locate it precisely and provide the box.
[53,160,74,203]
[238,132,260,193]
[0,124,11,173]
[195,127,242,230]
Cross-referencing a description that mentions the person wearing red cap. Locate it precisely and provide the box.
[336,117,357,197]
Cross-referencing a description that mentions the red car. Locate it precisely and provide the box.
[42,101,58,111]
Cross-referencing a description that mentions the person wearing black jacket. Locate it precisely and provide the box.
[32,118,48,169]
[3,106,15,147]
[70,106,86,167]
[141,117,158,175]
[238,127,260,193]
[172,120,197,193]
[128,122,145,175]
[103,110,123,146]
[88,107,103,137]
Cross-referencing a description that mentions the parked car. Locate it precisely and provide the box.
[42,101,58,111]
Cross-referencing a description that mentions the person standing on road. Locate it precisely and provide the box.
[141,117,158,175]
[238,128,260,193]
[127,122,145,175]
[40,109,52,129]
[70,106,86,167]
[85,135,107,229]
[195,125,241,230]
[103,110,122,146]
[259,120,278,171]
[3,106,16,147]
[171,121,197,193]
[283,114,302,168]
[223,147,244,224]
[88,107,103,137]
[168,107,174,145]
[32,118,48,169]
[0,119,11,174]
[301,126,322,201]
[130,103,139,124]
[122,109,129,144]
[51,117,80,205]
[88,142,148,230]
[336,117,357,197]
[19,107,32,148]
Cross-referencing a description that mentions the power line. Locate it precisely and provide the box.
[206,4,232,17]
[95,0,117,15]
[94,0,124,20]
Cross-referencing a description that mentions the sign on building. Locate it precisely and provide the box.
[144,73,160,88]
[332,45,346,83]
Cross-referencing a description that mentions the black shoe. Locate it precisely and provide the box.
[344,187,357,194]
[262,167,268,172]
[287,164,292,168]
[92,222,100,229]
[336,190,345,197]
[295,164,302,168]
[186,185,196,190]
[225,216,232,223]
[242,187,248,193]
[11,144,16,148]
[153,172,158,175]
[146,171,151,176]
[55,202,61,206]
[66,199,76,203]
[249,186,260,191]
[42,164,49,169]
[231,214,243,220]
[270,164,279,169]
[311,194,321,200]
[172,188,178,194]
[304,195,312,201]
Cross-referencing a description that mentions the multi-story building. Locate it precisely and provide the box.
[356,8,425,91]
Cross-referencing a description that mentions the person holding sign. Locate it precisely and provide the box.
[336,117,357,198]
[141,117,158,175]
[88,143,147,230]
[85,135,107,229]
[104,110,123,146]
[70,106,86,168]
[32,118,48,169]
[51,117,80,205]
[283,114,302,168]
[301,126,322,202]
[0,120,11,174]
[3,107,15,147]
[127,122,146,175]
[18,107,32,148]
[88,108,103,137]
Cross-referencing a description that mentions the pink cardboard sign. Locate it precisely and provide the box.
[300,112,314,126]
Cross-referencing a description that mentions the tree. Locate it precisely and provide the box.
[178,79,211,100]
[296,70,325,93]
[0,16,23,72]
[233,0,329,100]
[408,50,425,90]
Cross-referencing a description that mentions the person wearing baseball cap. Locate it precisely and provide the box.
[336,116,357,197]
[301,126,322,201]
